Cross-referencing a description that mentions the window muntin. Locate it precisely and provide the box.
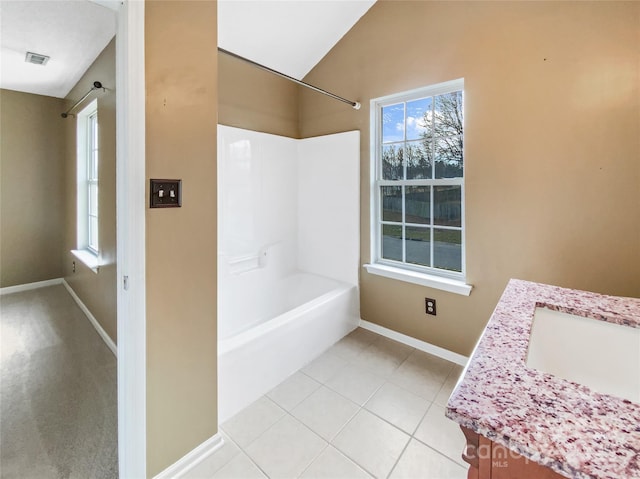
[373,80,464,279]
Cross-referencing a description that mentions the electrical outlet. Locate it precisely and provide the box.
[425,298,437,316]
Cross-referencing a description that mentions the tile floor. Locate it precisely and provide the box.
[206,328,468,479]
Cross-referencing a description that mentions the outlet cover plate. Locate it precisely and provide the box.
[425,298,437,316]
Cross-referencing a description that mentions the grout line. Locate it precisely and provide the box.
[329,447,376,479]
[212,432,242,474]
[297,444,327,478]
[222,326,462,478]
[411,434,468,469]
[292,340,397,477]
[385,433,413,479]
[320,370,385,408]
[296,441,330,479]
[229,396,329,479]
[222,422,274,479]
[410,399,434,437]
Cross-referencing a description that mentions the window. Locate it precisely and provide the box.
[367,79,471,295]
[86,110,99,253]
[72,99,100,271]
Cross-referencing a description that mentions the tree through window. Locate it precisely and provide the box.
[373,80,465,278]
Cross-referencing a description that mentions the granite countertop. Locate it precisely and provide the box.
[445,279,640,479]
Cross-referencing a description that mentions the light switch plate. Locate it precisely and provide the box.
[150,179,181,208]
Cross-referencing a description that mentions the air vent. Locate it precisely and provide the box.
[25,52,50,66]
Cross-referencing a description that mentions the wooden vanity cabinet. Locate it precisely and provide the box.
[460,426,565,479]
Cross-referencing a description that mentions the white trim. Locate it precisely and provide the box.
[62,279,117,356]
[363,263,472,296]
[0,278,63,295]
[116,1,147,478]
[71,249,101,273]
[359,319,468,366]
[153,434,224,479]
[77,99,99,254]
[370,79,467,282]
[372,78,464,106]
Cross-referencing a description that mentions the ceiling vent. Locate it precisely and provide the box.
[25,52,50,66]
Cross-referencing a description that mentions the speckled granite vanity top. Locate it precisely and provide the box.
[446,279,640,479]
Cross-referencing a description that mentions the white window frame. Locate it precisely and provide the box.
[72,99,100,272]
[365,79,472,296]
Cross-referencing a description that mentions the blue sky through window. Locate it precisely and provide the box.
[383,98,432,143]
[407,97,430,140]
[382,103,404,143]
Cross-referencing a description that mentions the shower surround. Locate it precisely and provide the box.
[217,125,360,422]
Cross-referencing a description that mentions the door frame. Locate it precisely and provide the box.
[114,1,147,477]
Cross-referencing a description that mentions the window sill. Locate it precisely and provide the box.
[71,249,100,274]
[363,263,472,296]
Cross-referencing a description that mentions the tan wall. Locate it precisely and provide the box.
[63,38,117,343]
[145,1,218,475]
[0,90,65,287]
[218,51,299,138]
[300,1,640,355]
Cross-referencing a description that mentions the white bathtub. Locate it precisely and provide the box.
[218,272,360,423]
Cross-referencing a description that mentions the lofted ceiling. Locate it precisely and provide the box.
[0,0,375,100]
[218,0,376,80]
[0,1,116,99]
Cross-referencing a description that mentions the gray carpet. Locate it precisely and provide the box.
[0,285,118,479]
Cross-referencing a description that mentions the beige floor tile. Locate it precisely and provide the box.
[390,350,454,401]
[292,386,359,441]
[267,371,321,411]
[389,439,467,479]
[352,337,414,377]
[195,432,240,476]
[435,364,464,408]
[221,396,285,448]
[245,415,327,479]
[414,404,466,466]
[349,327,381,344]
[302,351,348,384]
[333,409,410,479]
[300,446,372,479]
[220,329,471,479]
[211,452,267,479]
[372,336,414,357]
[326,363,386,405]
[364,382,430,434]
[328,328,379,362]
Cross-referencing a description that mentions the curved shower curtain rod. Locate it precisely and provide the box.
[61,81,105,118]
[218,48,361,110]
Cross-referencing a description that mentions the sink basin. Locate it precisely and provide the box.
[527,307,640,403]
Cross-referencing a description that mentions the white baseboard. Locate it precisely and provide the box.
[0,278,63,295]
[62,280,117,357]
[153,434,225,479]
[359,319,468,366]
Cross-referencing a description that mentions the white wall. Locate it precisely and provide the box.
[218,126,298,338]
[217,125,298,266]
[297,131,360,286]
[217,125,360,339]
